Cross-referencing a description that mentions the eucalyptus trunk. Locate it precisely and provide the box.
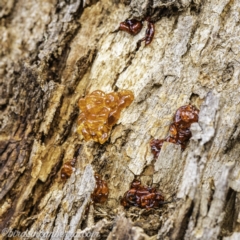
[0,0,240,239]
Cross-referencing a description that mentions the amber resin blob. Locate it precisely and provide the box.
[121,179,165,209]
[77,90,134,144]
[91,174,109,204]
[150,105,199,158]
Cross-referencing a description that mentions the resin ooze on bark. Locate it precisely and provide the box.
[150,105,199,158]
[77,90,134,144]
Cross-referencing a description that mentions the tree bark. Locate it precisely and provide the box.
[0,0,240,239]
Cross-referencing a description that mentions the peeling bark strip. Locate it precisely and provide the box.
[1,0,240,239]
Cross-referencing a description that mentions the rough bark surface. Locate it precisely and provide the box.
[0,0,240,239]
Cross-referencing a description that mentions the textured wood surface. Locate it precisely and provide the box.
[0,0,240,239]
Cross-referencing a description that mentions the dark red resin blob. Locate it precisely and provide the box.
[121,179,164,209]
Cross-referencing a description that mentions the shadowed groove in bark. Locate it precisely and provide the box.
[0,0,98,230]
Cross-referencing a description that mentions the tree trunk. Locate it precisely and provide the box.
[0,0,240,239]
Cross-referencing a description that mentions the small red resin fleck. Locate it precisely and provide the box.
[61,158,77,180]
[137,18,155,48]
[119,19,143,36]
[91,174,109,204]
